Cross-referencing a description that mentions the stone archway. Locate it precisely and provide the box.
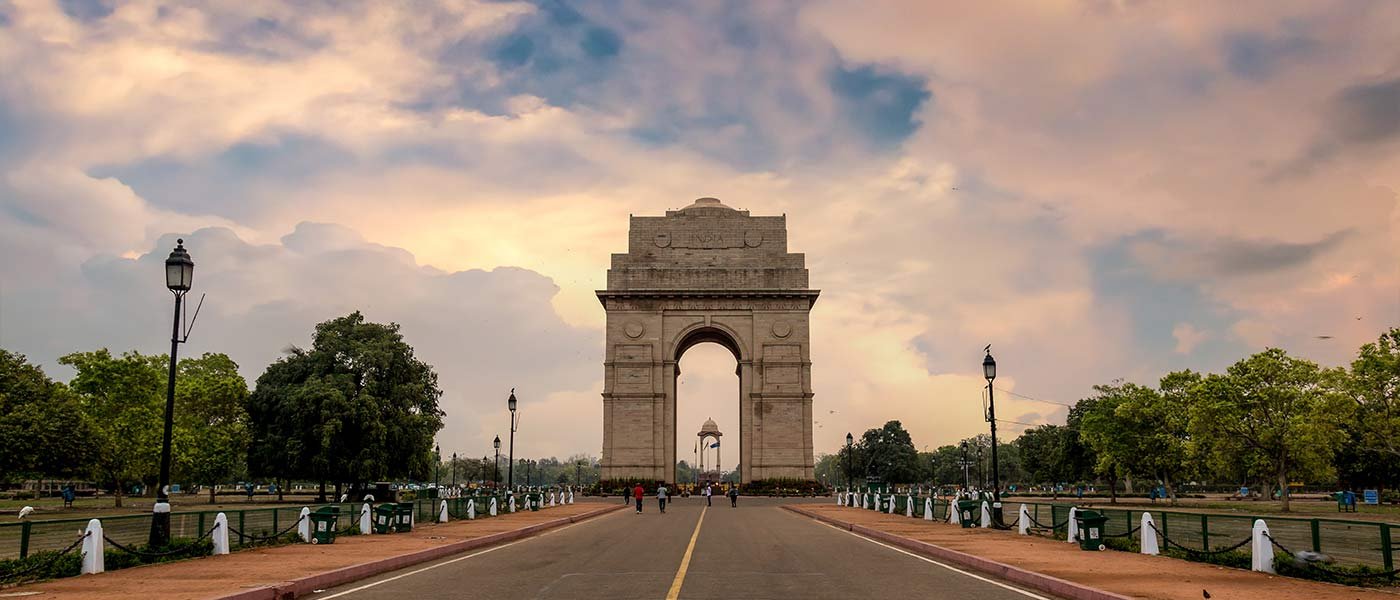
[598,198,818,483]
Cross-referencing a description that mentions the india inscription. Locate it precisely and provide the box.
[598,197,819,484]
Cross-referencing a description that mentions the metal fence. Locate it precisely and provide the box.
[1,490,575,561]
[845,492,1396,571]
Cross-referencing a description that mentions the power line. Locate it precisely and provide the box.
[994,386,1074,408]
[996,418,1043,428]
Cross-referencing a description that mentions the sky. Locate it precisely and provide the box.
[1,0,1398,463]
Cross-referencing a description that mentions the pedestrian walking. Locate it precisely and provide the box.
[658,484,669,513]
[633,483,644,514]
[728,485,738,508]
[703,483,712,507]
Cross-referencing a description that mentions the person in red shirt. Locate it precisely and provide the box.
[633,483,645,513]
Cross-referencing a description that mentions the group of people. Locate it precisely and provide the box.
[630,483,737,513]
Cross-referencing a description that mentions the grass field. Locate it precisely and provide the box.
[0,493,335,522]
[1011,493,1400,524]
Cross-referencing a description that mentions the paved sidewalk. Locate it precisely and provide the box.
[791,505,1400,600]
[7,501,622,600]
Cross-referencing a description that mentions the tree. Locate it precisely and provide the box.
[1341,328,1400,459]
[1077,375,1195,505]
[246,312,445,497]
[0,350,95,485]
[854,421,920,484]
[173,353,250,503]
[60,350,165,507]
[1190,348,1351,511]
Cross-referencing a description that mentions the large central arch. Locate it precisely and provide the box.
[598,198,818,483]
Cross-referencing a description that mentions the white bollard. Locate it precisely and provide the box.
[490,497,499,516]
[81,518,104,574]
[359,503,372,534]
[837,490,844,506]
[212,513,230,555]
[860,493,868,509]
[925,498,935,521]
[298,507,312,542]
[1018,504,1030,535]
[1140,513,1159,555]
[887,494,896,514]
[439,500,449,523]
[569,490,575,504]
[980,501,992,528]
[949,501,960,525]
[1251,519,1275,573]
[468,498,476,519]
[509,495,517,513]
[905,495,913,517]
[550,491,557,507]
[1066,507,1079,543]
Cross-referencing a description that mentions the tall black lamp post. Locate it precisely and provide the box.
[844,432,854,488]
[983,348,1002,521]
[451,452,458,490]
[959,441,970,490]
[507,389,518,489]
[434,444,441,491]
[493,435,501,489]
[150,239,194,547]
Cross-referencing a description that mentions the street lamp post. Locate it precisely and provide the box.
[959,441,970,491]
[983,348,1003,522]
[526,460,533,487]
[451,452,458,490]
[150,239,194,547]
[844,433,854,488]
[507,389,518,489]
[435,444,441,491]
[493,435,501,489]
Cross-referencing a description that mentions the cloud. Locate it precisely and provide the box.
[1172,323,1208,354]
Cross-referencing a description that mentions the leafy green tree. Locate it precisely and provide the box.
[1077,378,1193,504]
[1189,348,1351,511]
[1340,328,1400,459]
[173,353,249,503]
[0,350,95,485]
[247,312,445,497]
[60,350,165,506]
[854,421,920,484]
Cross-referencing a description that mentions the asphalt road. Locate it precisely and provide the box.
[314,497,1059,600]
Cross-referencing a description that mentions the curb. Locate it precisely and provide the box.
[783,505,1132,600]
[215,504,625,600]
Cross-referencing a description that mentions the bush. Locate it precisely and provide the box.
[1101,536,1135,552]
[741,479,826,496]
[1274,559,1400,587]
[1164,548,1251,570]
[0,549,82,585]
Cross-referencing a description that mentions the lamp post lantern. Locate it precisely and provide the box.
[507,389,518,489]
[150,239,194,547]
[983,348,1003,522]
[844,432,854,488]
[493,435,501,489]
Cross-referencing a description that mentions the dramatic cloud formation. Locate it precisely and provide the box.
[1,0,1396,460]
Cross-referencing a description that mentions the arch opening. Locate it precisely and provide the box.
[675,340,741,486]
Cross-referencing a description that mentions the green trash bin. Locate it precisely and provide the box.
[373,503,396,533]
[396,502,414,532]
[529,493,541,511]
[957,499,979,529]
[309,506,339,544]
[1075,509,1108,551]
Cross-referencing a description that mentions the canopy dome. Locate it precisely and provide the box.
[697,418,723,436]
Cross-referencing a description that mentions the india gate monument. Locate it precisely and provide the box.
[598,198,818,483]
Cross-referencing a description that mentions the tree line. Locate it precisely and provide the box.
[0,312,447,505]
[817,328,1399,511]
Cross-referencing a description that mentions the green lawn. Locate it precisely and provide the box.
[1010,494,1400,524]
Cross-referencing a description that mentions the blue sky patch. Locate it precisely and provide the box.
[828,64,931,148]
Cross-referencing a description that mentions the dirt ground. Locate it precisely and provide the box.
[4,501,610,600]
[802,504,1399,600]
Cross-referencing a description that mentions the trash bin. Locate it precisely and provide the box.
[309,506,339,544]
[396,502,414,532]
[529,493,541,511]
[374,503,396,534]
[1075,509,1108,551]
[957,500,979,529]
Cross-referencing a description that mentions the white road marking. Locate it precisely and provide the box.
[316,510,619,599]
[810,519,1055,600]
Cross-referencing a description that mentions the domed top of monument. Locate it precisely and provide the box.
[678,197,737,213]
[698,418,723,436]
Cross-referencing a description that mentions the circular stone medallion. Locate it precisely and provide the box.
[744,230,762,247]
[772,321,792,338]
[654,232,671,247]
[624,321,645,338]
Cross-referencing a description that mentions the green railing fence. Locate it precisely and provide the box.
[843,492,1395,571]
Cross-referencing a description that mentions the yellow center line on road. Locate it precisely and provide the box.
[664,505,707,600]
